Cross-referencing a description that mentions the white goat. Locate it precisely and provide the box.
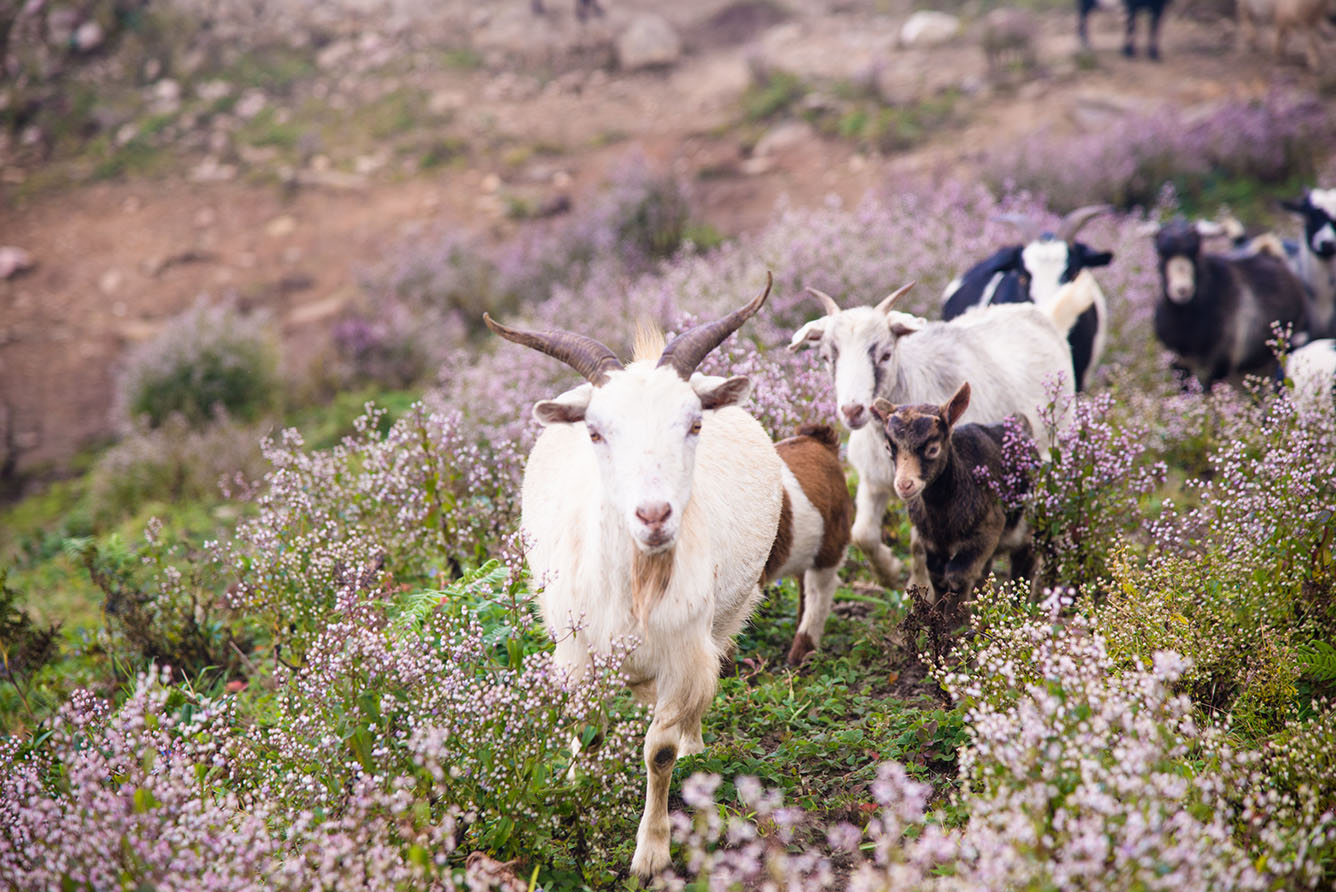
[787,276,1095,586]
[1286,339,1336,414]
[485,277,783,877]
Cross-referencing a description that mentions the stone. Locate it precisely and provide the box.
[265,215,297,238]
[753,120,814,158]
[234,90,267,120]
[899,11,960,48]
[0,247,33,280]
[73,20,104,53]
[617,14,683,71]
[98,269,123,295]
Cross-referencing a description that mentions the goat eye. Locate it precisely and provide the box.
[689,420,702,435]
[924,444,940,459]
[879,350,892,363]
[588,429,603,443]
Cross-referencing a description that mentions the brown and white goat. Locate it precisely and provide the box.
[763,424,853,666]
[870,382,1037,604]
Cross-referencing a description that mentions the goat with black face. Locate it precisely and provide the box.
[1282,189,1336,338]
[942,205,1113,391]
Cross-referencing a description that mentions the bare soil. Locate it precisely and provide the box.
[0,0,1327,483]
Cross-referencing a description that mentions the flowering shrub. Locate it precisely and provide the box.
[115,299,279,431]
[0,566,648,890]
[1101,385,1336,730]
[88,411,269,522]
[224,403,523,658]
[1026,385,1168,588]
[984,90,1334,213]
[676,606,1336,890]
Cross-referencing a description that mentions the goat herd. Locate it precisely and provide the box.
[482,186,1336,876]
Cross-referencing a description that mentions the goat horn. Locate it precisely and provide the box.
[874,281,916,314]
[991,212,1041,245]
[1055,204,1112,242]
[657,271,773,380]
[483,313,624,386]
[805,287,841,316]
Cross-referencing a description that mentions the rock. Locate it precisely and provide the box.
[265,215,297,238]
[0,247,33,280]
[899,11,960,48]
[317,40,355,70]
[196,80,232,103]
[98,269,123,295]
[189,157,238,183]
[617,14,683,71]
[153,79,182,103]
[234,90,267,120]
[428,89,465,115]
[740,156,774,176]
[73,20,103,53]
[194,207,217,228]
[753,120,814,158]
[481,172,502,193]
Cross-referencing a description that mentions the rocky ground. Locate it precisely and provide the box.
[1,0,1331,482]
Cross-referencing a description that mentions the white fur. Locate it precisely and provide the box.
[1286,339,1336,415]
[522,360,782,876]
[790,276,1093,584]
[1021,241,1111,379]
[767,464,842,654]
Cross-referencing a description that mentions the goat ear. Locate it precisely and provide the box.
[692,374,752,409]
[888,311,926,338]
[532,384,593,426]
[940,381,971,429]
[787,319,826,352]
[870,398,896,423]
[1280,197,1308,214]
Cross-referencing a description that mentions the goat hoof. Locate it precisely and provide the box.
[1123,44,1135,57]
[1148,46,1161,61]
[630,839,671,878]
[786,631,815,666]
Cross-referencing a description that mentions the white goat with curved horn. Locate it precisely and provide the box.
[789,277,1093,587]
[485,274,783,877]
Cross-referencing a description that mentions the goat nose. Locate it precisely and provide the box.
[635,502,672,527]
[841,403,864,423]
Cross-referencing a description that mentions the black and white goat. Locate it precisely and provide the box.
[1077,0,1171,58]
[942,204,1113,391]
[1282,189,1336,339]
[1151,218,1309,388]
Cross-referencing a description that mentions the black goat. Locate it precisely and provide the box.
[1152,218,1309,388]
[942,204,1112,391]
[1077,0,1170,59]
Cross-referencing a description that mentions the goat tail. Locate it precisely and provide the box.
[795,423,841,454]
[1044,269,1100,334]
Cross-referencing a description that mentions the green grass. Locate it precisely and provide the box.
[741,71,807,123]
[218,46,317,95]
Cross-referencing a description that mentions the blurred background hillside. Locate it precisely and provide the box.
[2,0,1334,491]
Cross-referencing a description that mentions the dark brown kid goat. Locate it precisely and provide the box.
[870,382,1037,604]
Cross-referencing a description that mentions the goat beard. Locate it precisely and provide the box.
[632,548,675,629]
